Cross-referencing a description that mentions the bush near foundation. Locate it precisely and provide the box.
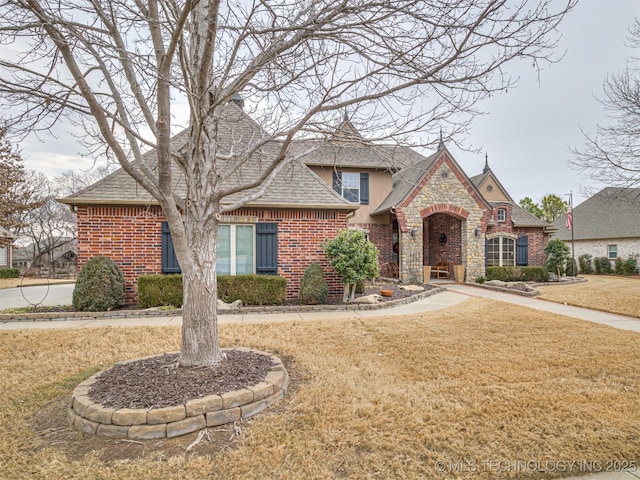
[486,266,549,282]
[594,257,613,274]
[73,256,125,311]
[0,268,19,278]
[218,274,286,305]
[137,273,287,307]
[138,274,183,308]
[299,263,328,305]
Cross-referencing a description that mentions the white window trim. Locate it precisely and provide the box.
[341,172,360,203]
[487,236,516,267]
[218,224,256,275]
[497,208,506,222]
[607,245,618,260]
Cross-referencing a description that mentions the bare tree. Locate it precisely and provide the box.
[0,0,574,366]
[571,18,640,190]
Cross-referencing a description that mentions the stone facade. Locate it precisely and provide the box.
[76,205,348,302]
[394,154,488,283]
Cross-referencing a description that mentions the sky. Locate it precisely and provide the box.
[17,0,639,207]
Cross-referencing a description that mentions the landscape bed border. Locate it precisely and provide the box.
[68,348,289,440]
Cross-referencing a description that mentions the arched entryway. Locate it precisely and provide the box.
[420,205,469,281]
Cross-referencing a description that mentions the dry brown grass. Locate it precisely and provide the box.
[0,277,75,290]
[1,298,640,479]
[537,275,640,318]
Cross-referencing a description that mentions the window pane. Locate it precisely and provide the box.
[502,237,515,266]
[608,245,617,259]
[342,173,360,202]
[487,238,500,267]
[217,225,231,275]
[235,225,254,274]
[0,246,6,265]
[497,209,506,222]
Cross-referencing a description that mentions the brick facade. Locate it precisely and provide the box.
[76,205,348,303]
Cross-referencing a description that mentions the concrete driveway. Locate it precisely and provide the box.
[0,283,75,309]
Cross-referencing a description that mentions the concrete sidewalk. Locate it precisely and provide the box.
[2,283,638,333]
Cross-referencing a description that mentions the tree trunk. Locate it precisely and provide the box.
[177,219,223,367]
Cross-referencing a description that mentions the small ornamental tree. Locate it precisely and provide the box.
[544,239,571,277]
[324,230,379,302]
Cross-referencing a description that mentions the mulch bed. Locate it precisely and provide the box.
[88,351,276,409]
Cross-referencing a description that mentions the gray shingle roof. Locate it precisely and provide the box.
[509,203,553,228]
[553,187,640,240]
[60,104,354,211]
[371,150,441,214]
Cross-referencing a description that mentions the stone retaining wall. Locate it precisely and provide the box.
[68,349,289,440]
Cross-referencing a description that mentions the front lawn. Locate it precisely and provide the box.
[1,298,639,479]
[537,274,640,318]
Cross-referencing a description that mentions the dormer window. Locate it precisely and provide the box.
[497,208,506,222]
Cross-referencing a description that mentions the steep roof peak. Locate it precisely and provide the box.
[483,152,490,174]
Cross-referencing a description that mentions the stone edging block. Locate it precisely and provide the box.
[69,349,288,439]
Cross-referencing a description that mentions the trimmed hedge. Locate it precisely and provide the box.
[138,274,183,308]
[218,274,286,305]
[486,266,549,283]
[299,263,328,305]
[0,268,19,279]
[594,257,612,274]
[137,273,287,307]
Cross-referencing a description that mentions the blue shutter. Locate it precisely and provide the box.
[332,171,342,194]
[360,172,369,205]
[516,235,529,266]
[256,222,278,275]
[161,221,181,273]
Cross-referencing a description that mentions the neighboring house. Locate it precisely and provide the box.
[13,237,78,275]
[0,226,15,269]
[552,187,640,270]
[59,102,554,302]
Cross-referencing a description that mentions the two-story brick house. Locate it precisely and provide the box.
[60,103,553,302]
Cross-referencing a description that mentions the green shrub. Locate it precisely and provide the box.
[594,257,612,274]
[299,263,328,305]
[486,266,549,282]
[614,257,624,275]
[218,274,286,305]
[0,268,19,278]
[138,274,183,308]
[578,254,593,274]
[565,257,578,276]
[621,257,637,275]
[73,256,125,311]
[475,276,486,284]
[544,239,570,275]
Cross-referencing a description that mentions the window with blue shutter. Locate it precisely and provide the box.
[256,222,278,275]
[161,221,181,273]
[516,236,529,266]
[360,172,369,205]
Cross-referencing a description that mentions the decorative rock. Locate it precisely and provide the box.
[96,424,130,439]
[166,415,206,439]
[147,405,186,425]
[112,408,148,426]
[84,403,116,424]
[129,423,167,440]
[206,407,241,427]
[400,285,424,291]
[72,385,92,397]
[186,394,222,417]
[221,388,254,409]
[217,299,242,309]
[350,294,384,304]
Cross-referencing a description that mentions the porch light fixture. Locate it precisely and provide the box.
[474,226,481,237]
[439,233,447,246]
[410,227,418,237]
